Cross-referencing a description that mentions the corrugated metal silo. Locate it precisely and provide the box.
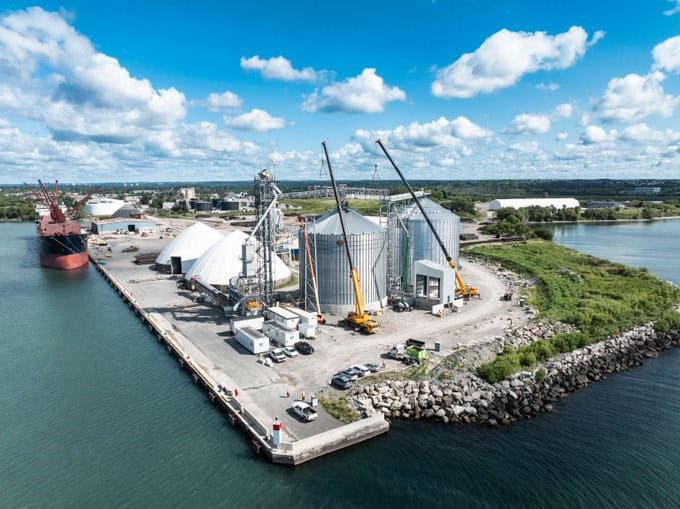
[400,198,460,288]
[299,208,387,314]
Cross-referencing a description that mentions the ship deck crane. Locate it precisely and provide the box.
[375,139,479,299]
[321,141,380,334]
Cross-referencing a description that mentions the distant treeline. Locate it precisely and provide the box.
[4,179,679,201]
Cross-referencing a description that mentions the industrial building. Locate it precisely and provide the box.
[299,208,387,314]
[185,230,292,289]
[155,222,223,273]
[85,198,125,217]
[91,218,160,234]
[488,198,580,211]
[586,201,625,209]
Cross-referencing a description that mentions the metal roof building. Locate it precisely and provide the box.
[299,208,387,314]
[488,198,580,211]
[155,222,223,273]
[91,218,159,234]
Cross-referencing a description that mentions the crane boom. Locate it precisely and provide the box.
[375,139,479,298]
[321,141,380,333]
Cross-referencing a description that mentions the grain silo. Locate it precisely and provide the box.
[399,198,461,292]
[299,208,387,314]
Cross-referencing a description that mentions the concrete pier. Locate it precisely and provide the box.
[89,254,389,465]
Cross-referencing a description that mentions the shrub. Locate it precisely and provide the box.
[535,368,547,381]
[531,226,553,241]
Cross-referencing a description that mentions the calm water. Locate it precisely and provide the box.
[1,220,680,508]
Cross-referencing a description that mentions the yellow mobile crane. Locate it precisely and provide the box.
[375,139,479,299]
[321,141,381,334]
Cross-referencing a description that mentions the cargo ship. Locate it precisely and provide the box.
[36,215,89,270]
[27,180,96,271]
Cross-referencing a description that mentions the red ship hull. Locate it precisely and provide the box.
[39,251,89,270]
[36,216,89,271]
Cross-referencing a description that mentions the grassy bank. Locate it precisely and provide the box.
[280,198,380,216]
[466,241,680,383]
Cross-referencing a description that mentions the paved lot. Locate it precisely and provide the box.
[92,226,526,441]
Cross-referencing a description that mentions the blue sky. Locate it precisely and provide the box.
[0,1,679,182]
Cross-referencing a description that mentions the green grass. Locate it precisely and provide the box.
[319,395,360,423]
[280,198,381,216]
[467,241,680,383]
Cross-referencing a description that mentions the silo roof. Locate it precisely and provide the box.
[403,198,459,220]
[308,208,384,235]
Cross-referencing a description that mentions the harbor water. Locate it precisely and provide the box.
[1,220,680,508]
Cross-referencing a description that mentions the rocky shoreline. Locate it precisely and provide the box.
[352,324,680,426]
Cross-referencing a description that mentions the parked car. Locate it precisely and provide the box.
[284,346,298,358]
[269,348,286,363]
[292,401,317,422]
[351,364,370,377]
[331,373,353,390]
[365,363,380,373]
[346,366,364,379]
[294,341,314,355]
[339,368,359,381]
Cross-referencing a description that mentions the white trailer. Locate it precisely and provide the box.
[234,326,270,354]
[282,305,318,338]
[262,321,298,348]
[264,306,299,331]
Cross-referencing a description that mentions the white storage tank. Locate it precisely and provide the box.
[84,198,125,217]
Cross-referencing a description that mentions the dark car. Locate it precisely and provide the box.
[331,373,353,390]
[295,341,315,355]
[365,363,380,373]
[345,366,364,379]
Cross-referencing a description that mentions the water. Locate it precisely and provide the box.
[1,220,679,508]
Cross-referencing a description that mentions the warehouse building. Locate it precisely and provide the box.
[91,218,160,234]
[488,198,580,211]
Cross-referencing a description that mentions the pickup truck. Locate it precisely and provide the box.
[292,401,318,422]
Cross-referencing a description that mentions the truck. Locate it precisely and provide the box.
[387,339,429,364]
[292,401,318,422]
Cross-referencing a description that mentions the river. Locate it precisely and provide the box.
[1,220,679,508]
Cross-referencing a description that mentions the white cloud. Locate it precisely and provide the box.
[620,123,680,143]
[552,103,573,119]
[580,125,617,145]
[431,26,600,98]
[356,116,490,150]
[205,91,242,111]
[588,30,606,46]
[506,113,551,134]
[652,36,680,73]
[536,82,560,91]
[509,141,541,153]
[598,71,678,122]
[302,68,406,113]
[224,108,285,132]
[0,7,186,143]
[240,55,317,82]
[556,131,569,141]
[664,0,680,15]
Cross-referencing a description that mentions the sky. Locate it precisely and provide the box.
[0,0,679,183]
